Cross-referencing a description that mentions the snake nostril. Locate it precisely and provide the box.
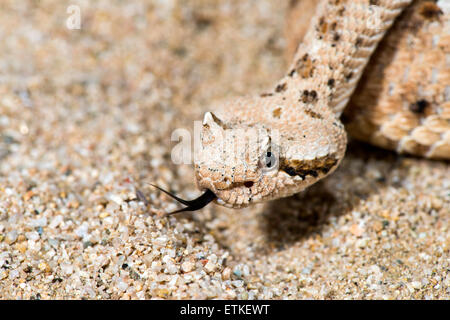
[244,181,254,188]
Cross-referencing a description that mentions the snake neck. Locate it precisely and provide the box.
[278,0,413,117]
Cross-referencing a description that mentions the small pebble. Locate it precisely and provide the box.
[222,267,231,280]
[117,280,128,292]
[233,267,242,278]
[350,224,364,237]
[204,261,217,273]
[5,231,18,244]
[411,281,422,290]
[301,267,312,275]
[25,231,39,241]
[181,261,195,273]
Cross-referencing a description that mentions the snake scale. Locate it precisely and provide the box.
[153,0,449,213]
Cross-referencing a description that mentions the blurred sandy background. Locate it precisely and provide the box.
[0,0,448,299]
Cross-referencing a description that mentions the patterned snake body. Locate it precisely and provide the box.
[189,0,450,209]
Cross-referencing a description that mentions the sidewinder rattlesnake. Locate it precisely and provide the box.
[152,0,449,213]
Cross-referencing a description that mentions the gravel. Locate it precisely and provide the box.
[0,0,448,299]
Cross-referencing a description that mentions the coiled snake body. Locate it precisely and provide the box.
[154,0,449,213]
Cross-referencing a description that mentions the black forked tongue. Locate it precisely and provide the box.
[149,184,216,216]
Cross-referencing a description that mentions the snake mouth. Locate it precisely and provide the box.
[216,180,255,191]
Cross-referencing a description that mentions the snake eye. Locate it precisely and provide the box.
[260,151,278,170]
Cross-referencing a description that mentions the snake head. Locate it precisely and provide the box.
[194,108,347,208]
[194,112,283,208]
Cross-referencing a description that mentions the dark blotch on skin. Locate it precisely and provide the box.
[283,167,297,177]
[301,90,309,103]
[328,78,335,87]
[244,181,254,188]
[273,107,282,118]
[345,72,353,81]
[289,0,299,8]
[333,33,340,42]
[194,14,213,30]
[275,83,287,92]
[304,108,323,119]
[420,2,443,19]
[331,22,337,31]
[283,167,319,179]
[280,156,338,179]
[301,90,318,103]
[410,99,429,114]
[295,53,315,78]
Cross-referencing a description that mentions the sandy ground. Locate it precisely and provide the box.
[0,0,448,299]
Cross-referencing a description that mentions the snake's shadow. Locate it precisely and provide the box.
[258,140,405,253]
[259,182,341,251]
